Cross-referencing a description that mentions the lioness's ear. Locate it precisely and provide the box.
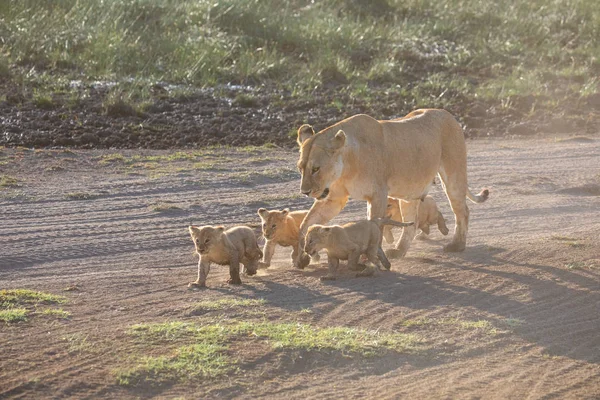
[216,226,225,232]
[257,208,268,218]
[331,130,346,150]
[297,124,315,146]
[281,208,289,216]
[323,227,331,232]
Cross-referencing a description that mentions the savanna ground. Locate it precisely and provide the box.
[1,137,599,399]
[1,0,600,398]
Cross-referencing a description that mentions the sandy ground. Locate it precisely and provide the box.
[1,136,599,399]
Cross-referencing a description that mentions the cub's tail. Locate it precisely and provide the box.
[467,188,490,204]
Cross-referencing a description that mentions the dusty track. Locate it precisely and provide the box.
[1,137,599,399]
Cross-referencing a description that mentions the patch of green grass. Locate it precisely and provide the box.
[32,90,55,110]
[401,316,497,334]
[0,289,66,308]
[235,322,420,355]
[232,93,259,108]
[551,235,579,241]
[192,298,266,312]
[504,318,525,328]
[120,319,422,386]
[0,289,67,323]
[565,261,597,270]
[0,175,20,188]
[116,342,233,387]
[0,308,28,323]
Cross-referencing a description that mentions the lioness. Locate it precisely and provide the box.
[257,207,318,267]
[304,218,413,281]
[383,195,449,243]
[294,109,488,268]
[188,225,262,287]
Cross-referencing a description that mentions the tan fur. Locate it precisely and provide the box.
[257,208,316,267]
[294,109,489,268]
[188,225,262,287]
[383,195,449,243]
[304,218,413,280]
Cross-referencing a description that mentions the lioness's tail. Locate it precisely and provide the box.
[467,188,489,204]
[372,217,414,229]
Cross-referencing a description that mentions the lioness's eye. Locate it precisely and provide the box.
[271,224,276,229]
[312,167,320,175]
[387,204,392,208]
[204,238,210,244]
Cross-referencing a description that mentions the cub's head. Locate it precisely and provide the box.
[386,198,401,218]
[304,225,331,256]
[189,225,224,254]
[257,208,290,240]
[296,124,346,200]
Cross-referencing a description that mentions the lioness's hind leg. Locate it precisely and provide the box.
[439,169,469,252]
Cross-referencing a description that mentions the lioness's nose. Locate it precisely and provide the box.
[302,191,311,197]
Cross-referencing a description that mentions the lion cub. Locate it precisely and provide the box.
[383,196,449,244]
[188,225,262,287]
[304,218,413,281]
[257,208,318,267]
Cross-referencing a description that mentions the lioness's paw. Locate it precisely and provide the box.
[356,268,375,278]
[443,242,466,252]
[385,248,407,259]
[348,263,367,271]
[188,281,206,289]
[295,254,311,270]
[227,278,243,285]
[258,261,270,269]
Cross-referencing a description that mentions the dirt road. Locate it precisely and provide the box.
[1,137,599,399]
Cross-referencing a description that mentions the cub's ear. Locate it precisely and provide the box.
[257,208,268,218]
[297,124,315,146]
[281,208,290,216]
[323,227,331,232]
[331,130,346,150]
[189,225,198,233]
[216,226,225,232]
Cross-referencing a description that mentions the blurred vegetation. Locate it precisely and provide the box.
[1,0,599,109]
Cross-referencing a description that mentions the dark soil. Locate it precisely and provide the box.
[2,80,599,149]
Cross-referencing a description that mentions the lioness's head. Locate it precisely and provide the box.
[304,225,331,256]
[297,124,346,200]
[257,208,289,240]
[386,198,401,218]
[189,225,224,254]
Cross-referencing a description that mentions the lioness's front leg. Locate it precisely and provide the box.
[367,193,391,269]
[260,239,276,268]
[387,200,419,259]
[294,195,348,269]
[189,258,210,288]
